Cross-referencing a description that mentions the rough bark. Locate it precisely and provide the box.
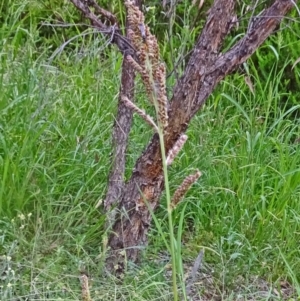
[104,59,135,214]
[69,0,138,60]
[68,0,298,270]
[104,0,143,214]
[107,0,297,267]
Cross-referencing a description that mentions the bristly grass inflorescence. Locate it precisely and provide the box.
[1,0,300,300]
[123,2,203,300]
[124,0,168,130]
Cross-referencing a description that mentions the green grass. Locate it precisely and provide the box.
[1,1,300,300]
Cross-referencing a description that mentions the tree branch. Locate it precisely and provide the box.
[189,0,296,115]
[86,0,118,25]
[69,0,138,60]
[67,0,143,215]
[169,0,296,149]
[104,57,136,213]
[103,1,142,215]
[107,0,297,262]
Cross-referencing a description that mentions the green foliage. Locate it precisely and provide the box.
[0,1,300,300]
[249,11,300,117]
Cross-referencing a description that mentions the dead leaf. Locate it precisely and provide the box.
[245,75,255,94]
[292,57,300,69]
[192,0,205,9]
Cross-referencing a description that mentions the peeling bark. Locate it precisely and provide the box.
[68,0,297,270]
[104,0,143,216]
[104,58,135,213]
[107,0,296,266]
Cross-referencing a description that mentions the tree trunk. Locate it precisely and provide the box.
[104,0,143,222]
[68,0,297,271]
[106,0,296,268]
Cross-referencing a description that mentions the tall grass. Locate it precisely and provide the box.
[1,1,300,300]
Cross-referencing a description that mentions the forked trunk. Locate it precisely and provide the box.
[67,0,297,271]
[106,0,295,270]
